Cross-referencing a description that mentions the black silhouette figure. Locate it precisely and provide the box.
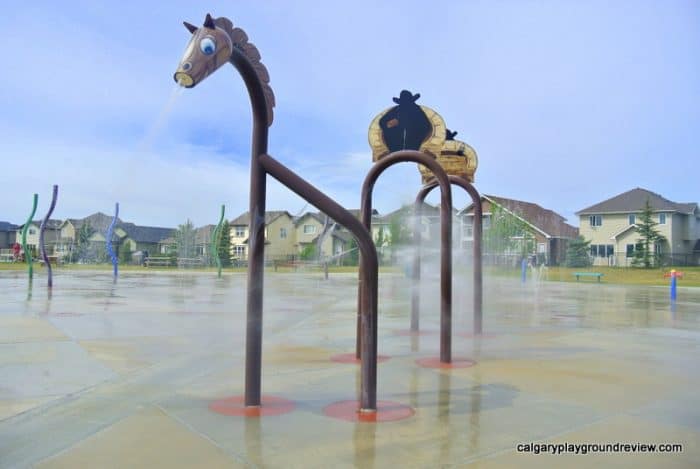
[446,129,458,140]
[379,90,432,152]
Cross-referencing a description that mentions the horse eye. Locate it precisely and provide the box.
[200,37,216,55]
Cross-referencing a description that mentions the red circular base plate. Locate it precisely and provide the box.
[330,353,391,364]
[415,357,477,369]
[392,329,438,336]
[323,400,414,422]
[208,395,295,417]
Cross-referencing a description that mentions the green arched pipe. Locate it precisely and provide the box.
[211,204,225,278]
[22,194,39,281]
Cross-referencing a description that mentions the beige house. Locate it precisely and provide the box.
[576,188,700,266]
[15,219,62,256]
[230,211,295,262]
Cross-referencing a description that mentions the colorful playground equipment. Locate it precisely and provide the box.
[39,185,59,287]
[664,269,684,301]
[106,203,119,280]
[21,194,38,281]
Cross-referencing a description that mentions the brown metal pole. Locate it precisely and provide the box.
[260,153,379,411]
[229,53,270,408]
[358,150,453,363]
[415,176,483,335]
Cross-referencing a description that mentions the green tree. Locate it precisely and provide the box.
[565,236,592,267]
[300,244,317,260]
[484,202,536,257]
[174,219,197,259]
[344,237,359,266]
[74,222,95,262]
[120,241,133,265]
[388,212,411,246]
[217,220,232,267]
[634,199,667,268]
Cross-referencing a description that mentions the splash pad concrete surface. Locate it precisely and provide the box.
[0,270,699,467]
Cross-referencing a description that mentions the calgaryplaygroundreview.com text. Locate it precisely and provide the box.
[517,442,684,455]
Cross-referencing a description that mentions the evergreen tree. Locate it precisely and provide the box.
[75,222,95,262]
[565,236,592,267]
[634,199,667,268]
[120,241,133,265]
[217,220,232,267]
[174,219,197,259]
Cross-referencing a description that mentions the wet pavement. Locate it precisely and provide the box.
[0,269,699,467]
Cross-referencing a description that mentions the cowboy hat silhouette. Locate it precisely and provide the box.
[393,90,421,105]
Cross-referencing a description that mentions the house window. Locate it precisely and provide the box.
[659,213,666,224]
[235,226,245,237]
[29,228,36,235]
[628,214,635,225]
[303,224,316,234]
[280,227,287,239]
[466,227,473,238]
[591,244,613,257]
[626,244,634,258]
[233,245,246,257]
[589,215,602,227]
[482,216,490,229]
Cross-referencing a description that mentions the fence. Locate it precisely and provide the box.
[590,252,700,268]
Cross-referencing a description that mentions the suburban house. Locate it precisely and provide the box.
[229,209,381,263]
[0,221,18,249]
[58,213,174,262]
[158,224,216,258]
[15,219,62,256]
[576,188,700,266]
[230,211,296,262]
[458,195,579,266]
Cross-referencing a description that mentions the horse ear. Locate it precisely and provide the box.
[183,22,198,34]
[204,13,215,29]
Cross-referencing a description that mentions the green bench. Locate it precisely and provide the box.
[573,272,603,282]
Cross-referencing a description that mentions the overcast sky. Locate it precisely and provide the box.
[1,1,698,229]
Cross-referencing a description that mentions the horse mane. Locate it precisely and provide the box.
[215,17,275,126]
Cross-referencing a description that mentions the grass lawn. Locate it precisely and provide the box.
[2,262,698,287]
[486,265,700,287]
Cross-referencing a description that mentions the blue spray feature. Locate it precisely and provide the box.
[521,257,527,283]
[211,204,225,278]
[39,185,59,288]
[106,203,119,278]
[22,194,39,281]
[670,274,677,301]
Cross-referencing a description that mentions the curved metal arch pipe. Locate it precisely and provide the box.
[260,153,379,409]
[414,176,483,334]
[106,203,119,279]
[39,185,59,287]
[358,150,454,363]
[22,194,39,281]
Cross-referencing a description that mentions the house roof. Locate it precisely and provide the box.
[62,212,123,233]
[231,210,292,225]
[0,221,19,231]
[576,188,698,215]
[376,203,438,222]
[294,209,380,227]
[461,195,578,239]
[609,224,638,240]
[121,224,174,243]
[17,219,62,230]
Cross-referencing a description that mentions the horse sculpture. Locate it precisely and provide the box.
[174,14,380,412]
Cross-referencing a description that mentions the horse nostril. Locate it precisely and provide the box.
[182,62,192,71]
